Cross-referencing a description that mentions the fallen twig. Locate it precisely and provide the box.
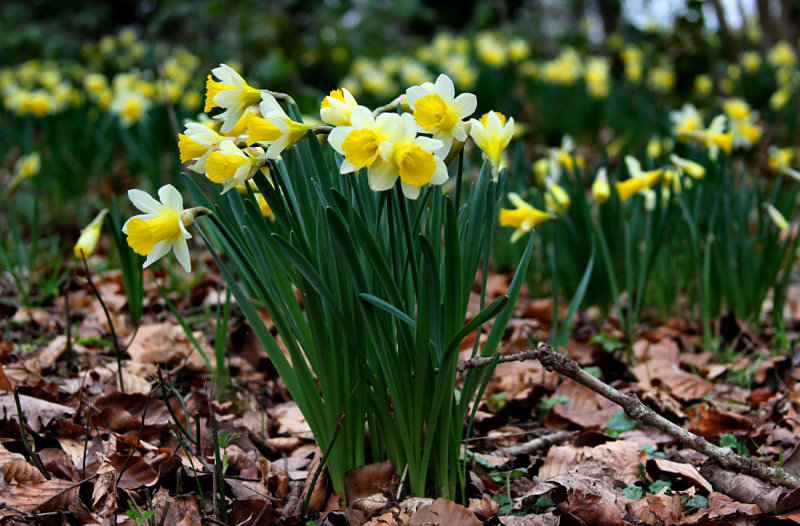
[496,430,575,457]
[457,350,539,372]
[529,342,800,490]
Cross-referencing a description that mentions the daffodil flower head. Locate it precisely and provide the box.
[74,208,108,259]
[406,73,477,155]
[320,88,358,126]
[499,192,554,242]
[592,168,610,204]
[364,112,447,199]
[670,103,703,140]
[178,122,225,173]
[205,141,257,194]
[669,154,706,179]
[258,93,313,159]
[110,89,151,127]
[701,115,732,160]
[469,111,514,169]
[544,181,571,215]
[768,146,795,173]
[206,64,263,134]
[327,106,395,174]
[123,185,193,272]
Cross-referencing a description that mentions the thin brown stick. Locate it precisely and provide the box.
[496,430,575,457]
[529,342,800,489]
[457,350,539,372]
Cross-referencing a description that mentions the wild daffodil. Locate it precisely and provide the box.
[327,106,395,174]
[123,185,201,272]
[205,63,263,134]
[469,111,514,169]
[406,73,477,155]
[74,209,108,259]
[320,88,359,127]
[205,141,258,194]
[499,193,554,242]
[256,93,314,159]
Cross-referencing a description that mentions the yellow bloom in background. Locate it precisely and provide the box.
[110,89,151,126]
[648,64,675,93]
[670,104,703,140]
[205,63,263,134]
[499,193,554,242]
[669,154,705,179]
[623,156,663,205]
[592,168,610,204]
[178,122,225,173]
[406,73,477,155]
[205,141,256,193]
[508,38,530,62]
[366,113,448,199]
[693,74,713,96]
[3,151,41,199]
[701,115,733,159]
[544,183,571,215]
[469,111,515,169]
[541,49,583,85]
[258,93,313,159]
[320,87,358,127]
[768,146,795,173]
[769,88,791,110]
[74,209,108,259]
[765,203,789,231]
[475,32,508,67]
[327,106,395,174]
[767,41,797,68]
[532,158,549,185]
[741,51,762,73]
[585,57,610,98]
[123,185,193,272]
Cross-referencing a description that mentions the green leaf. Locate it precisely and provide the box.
[618,483,643,500]
[605,410,636,436]
[648,479,672,494]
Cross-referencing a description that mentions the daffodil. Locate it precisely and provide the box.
[623,156,663,205]
[469,111,514,169]
[74,209,108,259]
[592,168,610,204]
[406,73,477,155]
[257,93,313,159]
[205,64,263,134]
[110,89,150,127]
[544,182,571,215]
[670,104,703,140]
[3,152,40,199]
[205,141,258,194]
[123,185,196,272]
[669,154,705,179]
[765,203,789,231]
[320,88,359,127]
[698,115,733,160]
[178,122,226,173]
[499,193,554,242]
[327,106,396,174]
[769,146,795,173]
[363,112,448,199]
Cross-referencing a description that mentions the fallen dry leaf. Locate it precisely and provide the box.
[645,458,713,493]
[499,512,559,526]
[539,440,641,484]
[126,322,214,372]
[0,443,44,483]
[0,478,81,519]
[345,459,396,506]
[91,453,117,520]
[0,392,75,432]
[409,498,481,526]
[551,379,620,429]
[468,494,499,521]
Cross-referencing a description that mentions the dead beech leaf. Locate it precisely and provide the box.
[126,323,215,372]
[627,492,684,525]
[36,335,68,370]
[632,360,713,401]
[517,472,630,526]
[345,459,396,505]
[267,402,313,437]
[539,440,641,485]
[92,453,117,519]
[687,403,755,438]
[0,478,80,518]
[0,443,44,483]
[552,379,620,429]
[468,494,499,521]
[108,453,159,489]
[0,393,75,432]
[645,458,712,494]
[705,492,761,519]
[399,497,434,516]
[409,498,481,526]
[353,493,389,515]
[499,512,559,526]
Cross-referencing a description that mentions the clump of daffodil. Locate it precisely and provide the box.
[369,112,448,199]
[252,93,314,159]
[205,63,264,134]
[541,48,583,85]
[320,88,359,127]
[621,45,644,82]
[741,51,762,73]
[585,57,610,98]
[74,209,108,259]
[327,106,396,177]
[406,73,477,155]
[767,41,797,68]
[3,151,41,199]
[123,185,209,272]
[469,110,514,171]
[499,193,554,242]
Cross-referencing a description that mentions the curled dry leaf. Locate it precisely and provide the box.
[645,458,713,494]
[0,478,80,519]
[344,459,396,505]
[126,323,215,373]
[0,444,44,484]
[399,497,434,516]
[627,492,684,525]
[409,498,481,526]
[631,359,713,401]
[468,494,499,521]
[551,379,621,429]
[91,453,117,519]
[0,392,75,432]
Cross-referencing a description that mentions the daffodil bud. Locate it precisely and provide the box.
[74,209,108,259]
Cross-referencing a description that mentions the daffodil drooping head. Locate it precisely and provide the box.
[592,168,610,204]
[205,64,263,134]
[363,112,448,199]
[406,73,477,155]
[258,93,313,159]
[320,88,359,126]
[469,111,515,168]
[123,185,193,272]
[178,122,225,173]
[205,141,256,194]
[74,208,108,259]
[327,106,395,174]
[499,193,554,242]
